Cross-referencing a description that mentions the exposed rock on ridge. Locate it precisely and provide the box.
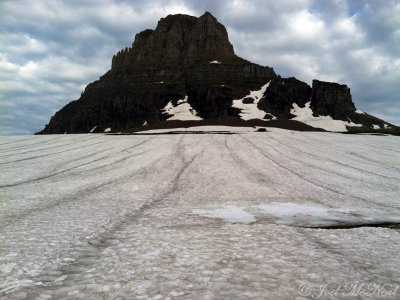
[311,80,356,119]
[112,12,240,68]
[258,77,311,120]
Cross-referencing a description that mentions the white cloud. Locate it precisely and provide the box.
[289,10,325,40]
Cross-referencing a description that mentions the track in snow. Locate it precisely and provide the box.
[1,129,399,299]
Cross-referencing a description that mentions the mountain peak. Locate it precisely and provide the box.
[111,12,237,68]
[200,11,217,20]
[40,12,398,135]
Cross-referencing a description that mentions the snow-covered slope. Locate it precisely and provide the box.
[232,82,275,121]
[162,96,203,121]
[290,102,362,132]
[231,84,367,133]
[1,130,399,299]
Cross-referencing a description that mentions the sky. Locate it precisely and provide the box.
[1,0,399,135]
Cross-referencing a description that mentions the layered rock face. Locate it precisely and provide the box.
[39,12,397,134]
[112,12,239,68]
[311,80,356,119]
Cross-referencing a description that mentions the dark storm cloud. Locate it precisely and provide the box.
[1,0,399,135]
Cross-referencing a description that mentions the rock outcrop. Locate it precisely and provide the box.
[311,80,356,119]
[258,77,311,119]
[39,12,398,134]
[112,12,239,68]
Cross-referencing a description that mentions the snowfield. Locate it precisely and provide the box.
[162,96,203,121]
[290,102,362,132]
[1,128,400,299]
[232,82,274,121]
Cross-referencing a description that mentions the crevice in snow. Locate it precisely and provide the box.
[162,96,203,121]
[290,102,362,132]
[232,82,274,121]
[310,222,400,229]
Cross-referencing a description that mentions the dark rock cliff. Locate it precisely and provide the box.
[39,12,397,134]
[311,80,356,119]
[258,77,311,119]
[112,12,239,68]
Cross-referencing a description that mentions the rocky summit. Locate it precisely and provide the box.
[39,12,398,134]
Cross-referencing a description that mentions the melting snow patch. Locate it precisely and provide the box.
[209,60,221,64]
[355,109,364,114]
[104,128,111,133]
[232,82,273,121]
[258,202,400,228]
[62,258,75,262]
[169,290,185,297]
[290,102,362,132]
[162,96,203,121]
[191,206,256,224]
[90,126,97,133]
[373,124,380,129]
[54,275,68,282]
[192,202,400,228]
[142,121,147,126]
[258,203,335,227]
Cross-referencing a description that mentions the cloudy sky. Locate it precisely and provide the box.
[1,0,399,135]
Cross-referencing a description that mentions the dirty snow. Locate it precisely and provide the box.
[232,82,275,121]
[1,129,400,299]
[143,126,257,134]
[290,102,363,132]
[162,96,203,121]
